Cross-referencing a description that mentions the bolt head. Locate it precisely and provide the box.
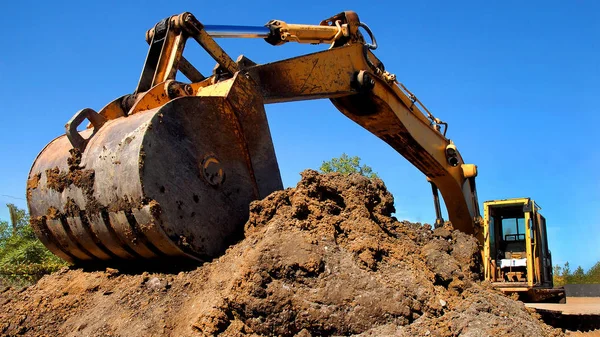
[202,155,225,186]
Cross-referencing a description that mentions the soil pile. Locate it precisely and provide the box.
[1,170,562,336]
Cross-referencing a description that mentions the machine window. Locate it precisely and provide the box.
[517,218,526,236]
[502,218,517,238]
[502,217,525,241]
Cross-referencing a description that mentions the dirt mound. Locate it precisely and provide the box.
[0,170,562,336]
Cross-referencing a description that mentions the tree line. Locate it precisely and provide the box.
[553,261,600,286]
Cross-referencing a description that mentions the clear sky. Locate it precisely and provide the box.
[0,1,598,270]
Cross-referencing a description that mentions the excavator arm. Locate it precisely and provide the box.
[27,11,483,264]
[141,11,483,233]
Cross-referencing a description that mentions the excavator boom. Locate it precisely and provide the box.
[27,11,482,264]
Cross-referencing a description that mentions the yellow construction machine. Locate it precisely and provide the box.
[483,198,563,301]
[26,11,562,301]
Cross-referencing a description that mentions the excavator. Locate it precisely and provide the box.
[25,11,562,302]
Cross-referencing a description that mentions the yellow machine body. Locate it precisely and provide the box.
[483,198,563,301]
[26,10,562,301]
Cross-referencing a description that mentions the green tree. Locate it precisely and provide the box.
[553,264,565,286]
[585,261,600,284]
[320,153,379,179]
[572,266,585,284]
[561,262,571,278]
[0,204,67,286]
[553,261,600,285]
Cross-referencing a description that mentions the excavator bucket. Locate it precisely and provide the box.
[26,74,282,263]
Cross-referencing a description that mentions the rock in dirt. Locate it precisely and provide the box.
[145,277,169,291]
[0,170,562,336]
[106,267,119,276]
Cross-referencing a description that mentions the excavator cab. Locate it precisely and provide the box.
[483,198,563,301]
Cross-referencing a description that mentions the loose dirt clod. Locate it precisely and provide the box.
[25,173,41,199]
[0,170,563,336]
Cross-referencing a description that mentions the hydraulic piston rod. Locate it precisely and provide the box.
[204,25,270,38]
[146,12,357,49]
[204,23,344,45]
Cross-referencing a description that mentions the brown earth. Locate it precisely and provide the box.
[1,170,564,336]
[527,298,600,315]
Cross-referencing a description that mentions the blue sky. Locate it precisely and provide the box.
[0,1,598,270]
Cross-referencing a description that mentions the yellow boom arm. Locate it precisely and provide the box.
[28,10,485,264]
[110,11,484,239]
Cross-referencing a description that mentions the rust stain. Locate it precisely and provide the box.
[46,206,60,220]
[71,169,95,193]
[45,167,95,194]
[64,197,81,217]
[45,148,98,214]
[139,147,146,169]
[27,173,41,190]
[148,200,162,219]
[46,167,70,193]
[43,196,163,232]
[67,148,82,170]
[26,173,41,199]
[30,216,43,228]
[108,195,135,213]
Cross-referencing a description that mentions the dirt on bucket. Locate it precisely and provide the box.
[0,170,563,336]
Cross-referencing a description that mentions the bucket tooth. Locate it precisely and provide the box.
[107,212,157,259]
[87,213,136,260]
[45,218,94,262]
[30,217,77,263]
[66,216,112,260]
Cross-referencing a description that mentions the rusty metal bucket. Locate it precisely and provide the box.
[26,75,282,263]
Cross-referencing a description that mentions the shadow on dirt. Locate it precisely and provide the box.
[536,309,600,332]
[74,258,205,276]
